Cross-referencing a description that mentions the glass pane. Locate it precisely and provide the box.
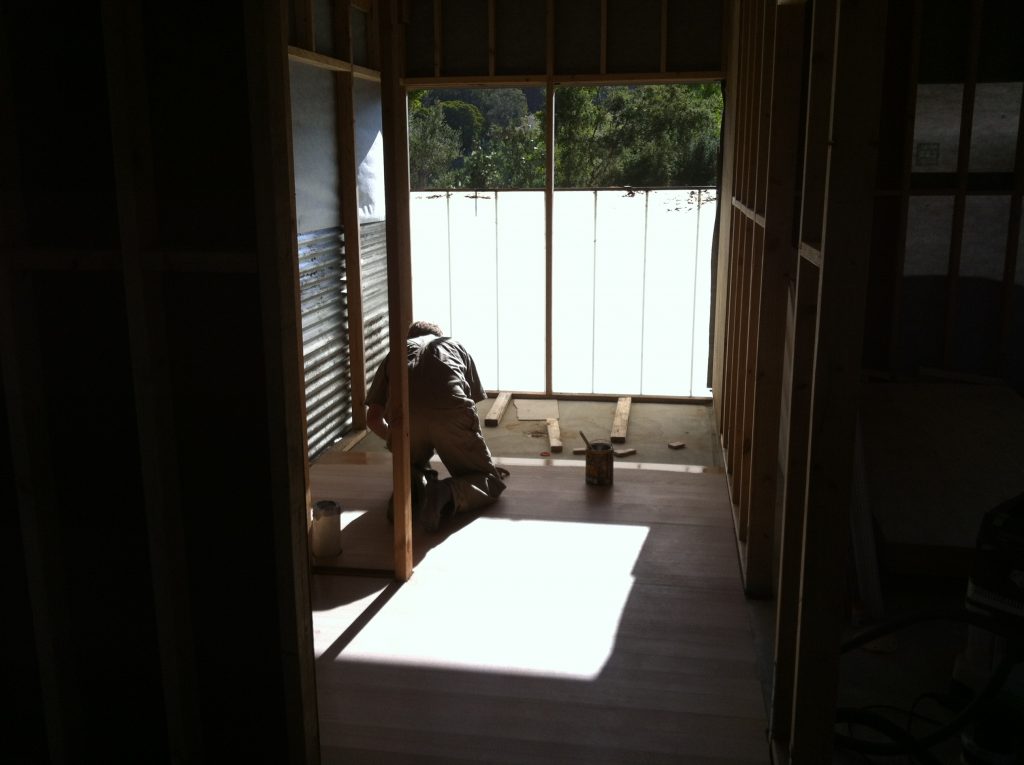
[904,196,954,276]
[969,82,1022,172]
[962,196,1011,280]
[592,191,645,395]
[448,192,499,386]
[552,191,596,393]
[912,84,963,173]
[495,192,545,391]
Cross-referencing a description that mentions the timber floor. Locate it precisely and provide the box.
[310,453,769,764]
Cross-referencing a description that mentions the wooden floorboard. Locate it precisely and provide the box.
[310,454,769,763]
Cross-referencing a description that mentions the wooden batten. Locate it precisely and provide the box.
[485,391,512,426]
[288,45,352,72]
[610,396,631,443]
[546,418,562,453]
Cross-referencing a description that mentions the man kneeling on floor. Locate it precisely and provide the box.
[366,320,508,532]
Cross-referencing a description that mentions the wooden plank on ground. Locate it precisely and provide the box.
[338,429,368,452]
[610,396,631,443]
[485,391,512,426]
[546,418,562,453]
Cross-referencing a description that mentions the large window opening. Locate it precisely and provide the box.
[408,83,722,398]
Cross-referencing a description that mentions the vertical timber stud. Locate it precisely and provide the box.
[335,0,353,61]
[788,1,888,762]
[771,255,819,756]
[379,0,414,580]
[545,0,555,396]
[943,0,982,368]
[600,0,608,75]
[743,1,807,598]
[295,0,315,50]
[244,0,322,759]
[336,52,368,429]
[1,16,75,761]
[1001,86,1024,366]
[713,0,740,434]
[488,0,496,77]
[659,0,668,74]
[433,0,443,78]
[888,0,922,374]
[102,2,203,759]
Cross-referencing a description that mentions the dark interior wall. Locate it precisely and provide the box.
[2,1,310,762]
[865,0,1024,389]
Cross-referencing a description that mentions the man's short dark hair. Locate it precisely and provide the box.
[408,321,444,339]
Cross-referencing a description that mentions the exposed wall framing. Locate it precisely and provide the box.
[715,0,889,761]
[2,1,319,760]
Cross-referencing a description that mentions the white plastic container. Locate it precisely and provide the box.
[311,500,343,558]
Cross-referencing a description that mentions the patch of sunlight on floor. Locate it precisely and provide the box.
[333,518,650,680]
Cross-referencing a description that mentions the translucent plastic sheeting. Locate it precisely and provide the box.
[961,195,1011,280]
[410,193,452,329]
[904,196,954,276]
[448,193,499,385]
[912,84,963,173]
[410,192,545,391]
[969,83,1022,173]
[412,189,715,397]
[552,191,597,393]
[495,192,545,392]
[593,191,646,394]
[289,61,340,234]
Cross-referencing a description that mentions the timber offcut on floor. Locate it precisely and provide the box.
[310,453,768,764]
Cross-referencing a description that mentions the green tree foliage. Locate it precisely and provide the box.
[407,95,462,189]
[407,84,722,190]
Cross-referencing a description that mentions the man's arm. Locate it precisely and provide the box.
[366,403,389,442]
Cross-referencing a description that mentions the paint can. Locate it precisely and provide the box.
[585,441,614,486]
[311,500,343,558]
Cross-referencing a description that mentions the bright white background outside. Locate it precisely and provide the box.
[410,189,715,397]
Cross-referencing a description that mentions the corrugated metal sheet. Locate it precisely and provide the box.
[298,227,352,460]
[360,220,390,391]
